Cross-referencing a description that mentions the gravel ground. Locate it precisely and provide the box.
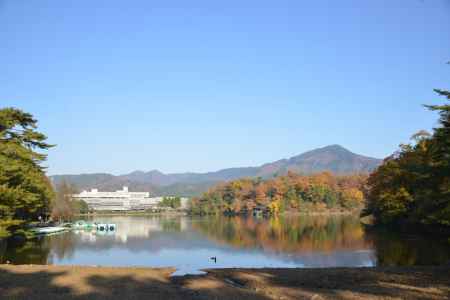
[0,265,449,300]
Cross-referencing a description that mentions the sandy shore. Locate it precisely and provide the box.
[0,265,449,299]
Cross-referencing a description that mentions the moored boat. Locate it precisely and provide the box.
[31,226,68,235]
[96,223,116,232]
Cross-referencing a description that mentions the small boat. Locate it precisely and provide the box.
[96,223,116,232]
[73,220,97,230]
[73,220,88,228]
[97,223,107,231]
[31,226,68,235]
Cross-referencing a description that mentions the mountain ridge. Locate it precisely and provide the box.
[51,145,382,197]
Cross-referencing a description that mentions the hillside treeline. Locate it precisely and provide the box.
[190,172,367,215]
[366,89,450,229]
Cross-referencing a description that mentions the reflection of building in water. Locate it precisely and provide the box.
[110,216,188,243]
[73,186,189,211]
[73,216,188,243]
[111,216,162,242]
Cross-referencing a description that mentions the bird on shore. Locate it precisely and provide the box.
[210,256,217,263]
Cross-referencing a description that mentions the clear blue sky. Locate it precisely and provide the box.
[1,0,449,175]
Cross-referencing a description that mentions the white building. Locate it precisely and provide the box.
[73,186,161,211]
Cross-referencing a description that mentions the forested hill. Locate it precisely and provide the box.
[51,145,382,196]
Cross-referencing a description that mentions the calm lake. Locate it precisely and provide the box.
[1,215,449,275]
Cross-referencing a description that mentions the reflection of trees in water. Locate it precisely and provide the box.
[160,218,182,232]
[0,233,78,265]
[45,233,77,261]
[192,215,371,254]
[0,238,51,264]
[0,239,7,262]
[367,229,450,266]
[193,216,450,266]
[3,217,449,267]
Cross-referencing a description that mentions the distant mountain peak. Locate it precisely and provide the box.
[303,144,352,154]
[321,144,348,150]
[128,170,145,175]
[146,169,164,175]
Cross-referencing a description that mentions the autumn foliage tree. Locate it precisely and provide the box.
[366,88,450,228]
[190,172,367,215]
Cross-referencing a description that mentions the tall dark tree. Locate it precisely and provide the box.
[0,108,55,237]
[422,89,450,226]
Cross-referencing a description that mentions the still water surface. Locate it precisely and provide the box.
[1,215,449,275]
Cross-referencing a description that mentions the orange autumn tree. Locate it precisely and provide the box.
[190,172,368,215]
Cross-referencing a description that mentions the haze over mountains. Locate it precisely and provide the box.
[51,145,382,197]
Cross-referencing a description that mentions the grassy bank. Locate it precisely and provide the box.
[0,265,448,299]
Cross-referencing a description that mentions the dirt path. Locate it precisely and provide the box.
[0,265,448,299]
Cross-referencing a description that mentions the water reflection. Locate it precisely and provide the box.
[367,229,450,266]
[0,215,448,275]
[193,216,370,254]
[71,216,187,244]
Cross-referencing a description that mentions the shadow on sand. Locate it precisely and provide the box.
[0,265,449,299]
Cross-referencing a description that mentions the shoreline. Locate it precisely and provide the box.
[74,210,361,217]
[0,264,448,299]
